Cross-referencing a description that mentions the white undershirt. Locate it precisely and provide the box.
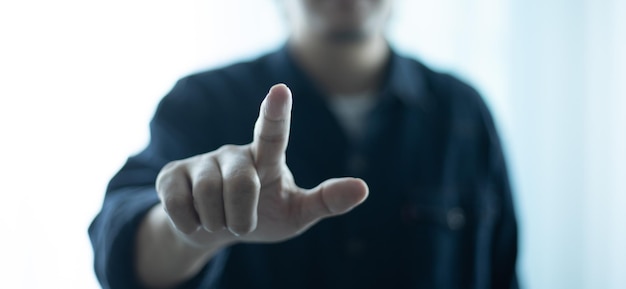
[327,93,378,142]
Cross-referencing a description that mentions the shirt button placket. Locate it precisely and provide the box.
[446,207,466,230]
[347,153,368,176]
[345,238,367,258]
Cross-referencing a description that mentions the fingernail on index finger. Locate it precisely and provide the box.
[264,84,292,121]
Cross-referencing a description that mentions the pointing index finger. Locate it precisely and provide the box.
[251,84,293,169]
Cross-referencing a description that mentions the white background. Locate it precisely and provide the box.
[1,0,624,288]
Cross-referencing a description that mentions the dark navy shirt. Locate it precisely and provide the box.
[89,44,518,289]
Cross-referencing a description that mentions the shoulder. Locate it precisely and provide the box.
[411,60,485,112]
[400,57,491,121]
[399,55,499,142]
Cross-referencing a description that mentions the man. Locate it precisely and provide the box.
[89,0,518,288]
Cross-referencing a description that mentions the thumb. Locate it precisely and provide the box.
[297,178,369,225]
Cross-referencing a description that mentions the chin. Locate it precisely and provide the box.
[323,27,370,43]
[289,0,390,44]
[313,0,387,43]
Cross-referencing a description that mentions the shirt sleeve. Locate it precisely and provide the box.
[476,97,519,289]
[88,76,229,289]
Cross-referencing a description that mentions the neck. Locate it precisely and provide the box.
[288,34,390,96]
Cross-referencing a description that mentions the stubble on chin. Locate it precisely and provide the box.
[324,28,369,44]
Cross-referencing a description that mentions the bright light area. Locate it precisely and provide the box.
[1,1,624,288]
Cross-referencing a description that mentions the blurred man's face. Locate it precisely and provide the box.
[285,0,393,43]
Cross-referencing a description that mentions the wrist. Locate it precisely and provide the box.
[137,204,235,288]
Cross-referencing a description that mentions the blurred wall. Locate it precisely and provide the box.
[0,0,624,288]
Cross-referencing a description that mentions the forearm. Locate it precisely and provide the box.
[135,204,230,289]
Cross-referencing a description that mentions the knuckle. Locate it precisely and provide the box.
[197,152,213,161]
[227,173,260,196]
[193,175,222,197]
[156,161,186,192]
[162,159,181,171]
[257,133,287,144]
[163,195,190,216]
[218,144,240,153]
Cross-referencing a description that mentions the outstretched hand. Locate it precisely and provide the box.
[155,84,369,247]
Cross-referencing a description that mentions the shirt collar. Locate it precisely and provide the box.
[381,46,427,107]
